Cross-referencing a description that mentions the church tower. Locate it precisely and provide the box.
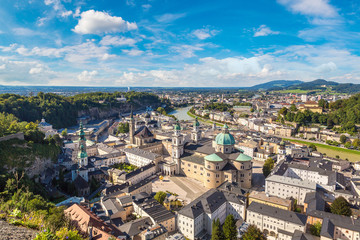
[72,122,89,182]
[79,121,86,153]
[129,109,135,145]
[172,121,184,174]
[191,117,201,143]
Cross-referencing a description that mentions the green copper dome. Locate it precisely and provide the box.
[205,153,224,162]
[194,117,200,127]
[215,132,235,146]
[174,122,181,130]
[235,153,252,161]
[78,144,88,159]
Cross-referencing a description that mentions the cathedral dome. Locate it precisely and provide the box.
[215,124,235,146]
[174,121,181,130]
[235,153,252,161]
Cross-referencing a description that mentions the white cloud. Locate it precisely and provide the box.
[122,49,144,56]
[29,67,44,74]
[61,10,73,17]
[73,7,81,17]
[254,25,280,37]
[77,70,98,82]
[73,10,138,35]
[0,64,5,70]
[155,13,186,23]
[12,28,40,36]
[170,44,204,58]
[316,62,337,72]
[5,40,115,63]
[192,28,219,40]
[100,36,137,46]
[277,0,338,18]
[142,4,151,11]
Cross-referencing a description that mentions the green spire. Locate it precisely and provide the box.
[194,117,200,127]
[174,121,181,130]
[79,121,86,141]
[78,144,88,159]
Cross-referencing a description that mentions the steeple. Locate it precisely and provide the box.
[129,106,135,145]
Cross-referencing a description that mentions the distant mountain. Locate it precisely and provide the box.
[248,80,303,90]
[287,79,339,90]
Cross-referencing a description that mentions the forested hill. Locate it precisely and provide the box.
[0,91,162,128]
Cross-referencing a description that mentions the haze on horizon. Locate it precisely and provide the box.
[0,0,359,87]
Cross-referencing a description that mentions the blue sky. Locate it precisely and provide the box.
[0,0,359,87]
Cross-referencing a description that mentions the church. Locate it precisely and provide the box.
[178,120,253,189]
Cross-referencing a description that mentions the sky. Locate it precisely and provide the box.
[0,0,360,87]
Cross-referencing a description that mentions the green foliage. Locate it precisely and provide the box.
[340,135,347,144]
[310,222,322,236]
[262,157,275,177]
[61,128,67,137]
[309,143,317,151]
[0,91,161,129]
[154,191,167,205]
[0,112,38,137]
[110,163,137,173]
[289,104,297,112]
[211,219,225,240]
[318,99,329,109]
[241,225,266,240]
[34,228,85,240]
[204,103,231,112]
[117,122,129,134]
[223,215,237,240]
[0,138,61,169]
[331,196,352,216]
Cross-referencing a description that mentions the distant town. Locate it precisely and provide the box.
[1,79,360,240]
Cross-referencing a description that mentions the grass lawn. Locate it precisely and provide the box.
[283,138,360,162]
[187,111,224,127]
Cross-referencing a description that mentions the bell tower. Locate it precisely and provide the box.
[172,121,184,174]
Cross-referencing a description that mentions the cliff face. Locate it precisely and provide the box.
[77,105,132,120]
[0,220,38,240]
[76,101,161,120]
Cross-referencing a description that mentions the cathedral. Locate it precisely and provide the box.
[179,121,253,189]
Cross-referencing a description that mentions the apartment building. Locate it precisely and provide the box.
[246,202,307,239]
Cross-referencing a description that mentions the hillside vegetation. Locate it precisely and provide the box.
[0,91,161,128]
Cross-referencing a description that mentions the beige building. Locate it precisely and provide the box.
[307,210,360,240]
[246,202,307,239]
[265,175,316,205]
[180,124,253,189]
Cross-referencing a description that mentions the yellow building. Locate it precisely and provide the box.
[248,191,293,211]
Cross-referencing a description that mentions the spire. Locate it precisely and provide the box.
[79,121,86,141]
[222,123,229,133]
[130,106,134,119]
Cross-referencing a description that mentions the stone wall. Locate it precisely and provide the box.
[0,132,24,142]
[0,220,38,240]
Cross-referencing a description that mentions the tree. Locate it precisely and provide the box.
[309,143,317,151]
[353,139,360,148]
[241,225,266,240]
[331,196,352,216]
[154,191,167,205]
[279,107,288,116]
[117,122,129,134]
[262,157,275,177]
[340,135,347,144]
[211,219,225,240]
[318,99,329,109]
[223,215,237,240]
[61,128,67,137]
[289,104,297,112]
[310,222,322,236]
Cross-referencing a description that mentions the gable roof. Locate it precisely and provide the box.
[247,202,307,226]
[134,126,154,138]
